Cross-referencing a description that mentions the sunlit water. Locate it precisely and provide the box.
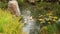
[22,10,40,34]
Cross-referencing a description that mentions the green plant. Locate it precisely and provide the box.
[0,9,24,34]
[0,2,7,9]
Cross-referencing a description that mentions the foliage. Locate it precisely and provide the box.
[40,24,58,34]
[38,12,58,24]
[0,1,8,9]
[0,9,24,34]
[38,12,59,34]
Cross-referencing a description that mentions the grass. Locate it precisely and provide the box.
[0,9,24,34]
